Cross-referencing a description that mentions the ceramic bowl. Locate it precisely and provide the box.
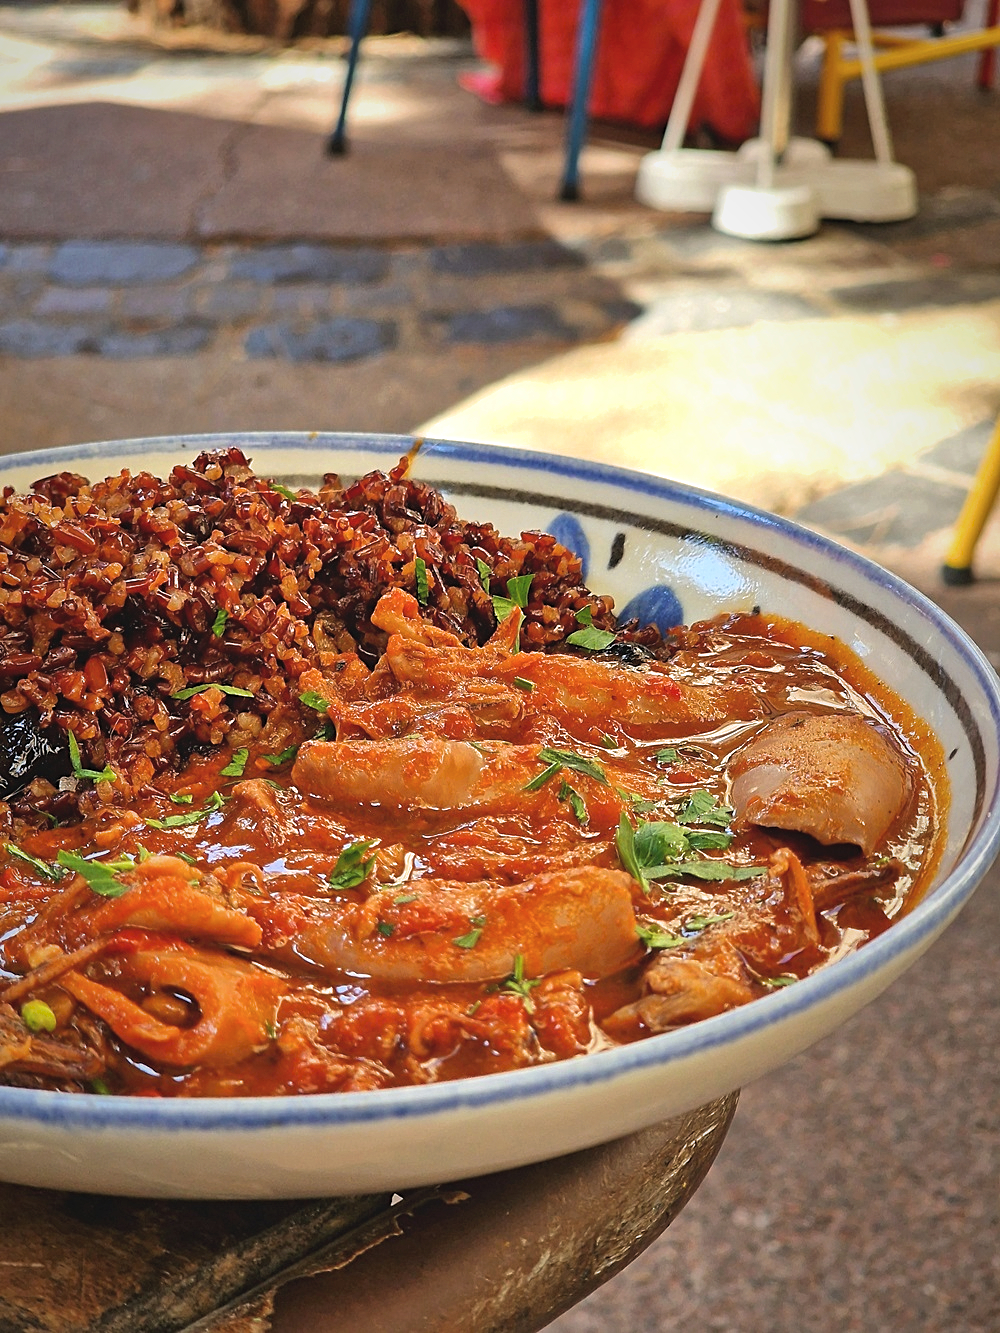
[1,432,998,1199]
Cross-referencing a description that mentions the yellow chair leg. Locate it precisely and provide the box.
[942,414,1000,585]
[816,31,847,143]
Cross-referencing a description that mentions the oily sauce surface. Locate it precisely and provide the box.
[0,611,943,1098]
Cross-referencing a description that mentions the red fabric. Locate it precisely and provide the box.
[458,0,760,142]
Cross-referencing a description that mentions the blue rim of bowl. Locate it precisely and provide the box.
[1,432,998,1134]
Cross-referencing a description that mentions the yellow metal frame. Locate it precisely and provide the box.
[942,414,1000,583]
[816,23,1000,141]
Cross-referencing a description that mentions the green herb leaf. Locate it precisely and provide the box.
[393,892,418,905]
[522,760,562,793]
[272,481,299,503]
[376,920,395,937]
[475,557,492,595]
[143,790,226,831]
[506,575,533,609]
[502,953,541,1009]
[654,748,679,766]
[636,923,686,950]
[632,820,689,865]
[761,974,798,988]
[4,842,63,882]
[574,605,594,626]
[264,743,299,767]
[645,860,765,883]
[328,839,378,891]
[512,676,534,692]
[172,682,254,701]
[211,607,229,637]
[221,747,249,778]
[686,829,733,851]
[566,625,617,652]
[414,556,429,605]
[557,780,589,826]
[56,850,128,897]
[684,911,735,933]
[68,731,116,784]
[537,747,609,786]
[299,689,331,713]
[453,915,486,950]
[616,815,649,894]
[21,1000,57,1033]
[89,1077,112,1096]
[170,793,194,805]
[675,790,731,827]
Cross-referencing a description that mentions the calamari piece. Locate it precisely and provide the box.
[384,636,763,738]
[61,854,262,951]
[60,935,283,1068]
[729,710,911,854]
[607,847,820,1033]
[370,588,464,647]
[293,735,616,815]
[289,866,641,984]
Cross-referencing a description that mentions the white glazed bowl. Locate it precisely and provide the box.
[1,432,998,1199]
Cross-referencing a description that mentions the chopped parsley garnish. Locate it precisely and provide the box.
[574,605,595,625]
[616,811,763,892]
[636,924,685,950]
[654,748,679,766]
[492,574,533,635]
[475,557,492,595]
[328,839,378,891]
[502,954,541,1009]
[522,760,562,792]
[676,790,732,827]
[272,481,299,503]
[299,689,331,713]
[4,842,63,882]
[453,915,486,949]
[89,1077,112,1096]
[211,607,229,637]
[172,682,254,702]
[170,793,194,805]
[264,743,299,767]
[376,920,395,938]
[536,747,609,786]
[143,790,226,831]
[221,747,249,778]
[566,625,617,652]
[762,974,798,988]
[684,911,735,932]
[68,731,116,785]
[414,556,429,605]
[393,892,418,905]
[21,1000,57,1033]
[512,676,534,692]
[557,780,588,826]
[56,850,129,897]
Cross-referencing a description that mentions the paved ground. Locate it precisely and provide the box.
[1,5,999,1330]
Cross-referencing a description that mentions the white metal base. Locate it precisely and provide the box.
[636,137,918,239]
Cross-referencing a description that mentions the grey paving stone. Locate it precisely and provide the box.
[196,283,265,321]
[33,287,112,316]
[797,470,969,547]
[921,419,996,477]
[50,241,200,286]
[434,304,574,344]
[0,245,8,269]
[228,246,389,285]
[625,289,821,337]
[95,325,213,358]
[120,287,195,322]
[2,246,53,274]
[849,189,1000,241]
[429,240,585,277]
[244,318,397,362]
[831,273,1000,312]
[0,320,96,356]
[268,285,334,317]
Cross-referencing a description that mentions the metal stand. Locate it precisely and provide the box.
[635,0,918,238]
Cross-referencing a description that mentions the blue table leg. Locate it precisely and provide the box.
[560,0,604,200]
[524,0,542,110]
[327,0,374,156]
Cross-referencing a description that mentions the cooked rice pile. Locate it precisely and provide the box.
[0,447,657,826]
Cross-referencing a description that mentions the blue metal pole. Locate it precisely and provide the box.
[327,0,374,156]
[560,0,604,200]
